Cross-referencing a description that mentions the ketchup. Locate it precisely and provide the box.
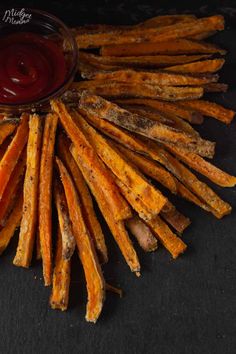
[0,32,67,104]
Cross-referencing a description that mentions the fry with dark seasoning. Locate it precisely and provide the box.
[39,113,58,286]
[126,216,158,252]
[14,114,43,268]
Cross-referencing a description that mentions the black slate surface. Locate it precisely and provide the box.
[0,1,236,353]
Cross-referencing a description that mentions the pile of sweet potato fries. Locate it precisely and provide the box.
[0,14,235,323]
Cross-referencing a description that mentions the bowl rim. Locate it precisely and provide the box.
[0,8,78,112]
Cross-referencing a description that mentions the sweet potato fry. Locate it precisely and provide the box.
[113,141,177,193]
[56,157,105,322]
[115,98,204,124]
[116,179,186,258]
[79,51,211,69]
[189,31,216,40]
[164,144,236,187]
[54,178,76,260]
[123,104,199,137]
[76,15,224,48]
[39,113,58,286]
[0,136,12,161]
[13,114,43,268]
[69,81,204,101]
[50,228,71,311]
[178,100,235,124]
[51,100,131,222]
[75,112,168,216]
[202,83,228,93]
[160,202,191,234]
[166,59,225,73]
[126,216,158,252]
[86,69,219,86]
[70,145,140,274]
[57,133,108,263]
[0,193,22,256]
[105,283,123,297]
[0,149,26,226]
[84,112,229,218]
[138,14,197,28]
[79,93,215,157]
[0,119,18,146]
[0,113,29,199]
[100,38,226,56]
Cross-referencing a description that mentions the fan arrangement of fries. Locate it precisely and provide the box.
[0,13,236,323]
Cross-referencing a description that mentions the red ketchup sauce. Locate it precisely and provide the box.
[0,32,67,104]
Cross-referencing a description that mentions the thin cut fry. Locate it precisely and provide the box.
[115,98,204,124]
[116,179,186,258]
[13,114,43,268]
[138,14,197,28]
[0,149,26,226]
[70,145,140,274]
[0,113,29,199]
[178,100,235,124]
[50,228,71,311]
[84,112,229,218]
[75,112,167,216]
[202,83,228,93]
[79,51,211,69]
[101,39,226,56]
[76,15,224,48]
[57,133,108,263]
[86,69,219,86]
[189,31,216,40]
[160,202,191,234]
[56,157,105,323]
[105,283,123,298]
[54,178,76,260]
[114,141,177,193]
[52,100,131,222]
[164,144,236,187]
[79,93,215,157]
[166,59,225,73]
[0,193,22,255]
[126,216,158,252]
[0,119,18,146]
[69,81,204,101]
[39,113,58,286]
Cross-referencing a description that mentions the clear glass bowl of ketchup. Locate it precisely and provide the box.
[0,8,78,113]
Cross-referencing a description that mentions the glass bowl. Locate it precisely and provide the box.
[0,8,78,114]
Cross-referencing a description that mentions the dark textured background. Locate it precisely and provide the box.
[0,1,236,353]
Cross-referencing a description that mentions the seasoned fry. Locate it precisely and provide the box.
[202,83,228,93]
[50,228,71,311]
[164,144,236,187]
[39,113,58,286]
[57,134,108,263]
[0,113,28,199]
[0,149,26,226]
[115,98,204,124]
[54,178,76,260]
[138,14,197,28]
[189,31,216,40]
[75,112,168,216]
[178,100,235,124]
[101,39,226,56]
[69,81,204,101]
[51,100,131,222]
[84,112,229,218]
[123,104,199,137]
[0,119,18,146]
[116,179,186,258]
[76,15,224,48]
[126,216,158,252]
[79,93,215,157]
[85,69,219,86]
[13,115,43,268]
[166,59,225,73]
[79,51,211,69]
[70,145,140,274]
[160,202,191,234]
[0,193,23,256]
[56,157,105,322]
[113,141,177,193]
